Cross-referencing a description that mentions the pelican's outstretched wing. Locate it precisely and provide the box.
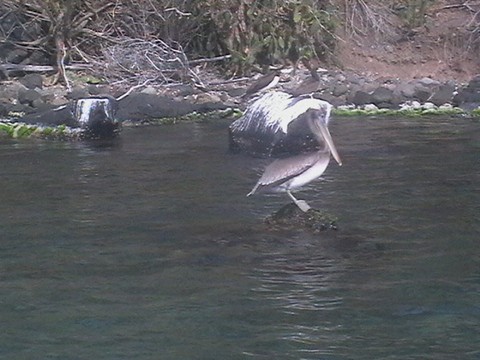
[231,92,292,135]
[229,91,332,157]
[248,152,321,195]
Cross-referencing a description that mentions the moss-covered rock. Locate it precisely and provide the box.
[0,121,83,140]
[264,203,338,232]
[332,106,465,117]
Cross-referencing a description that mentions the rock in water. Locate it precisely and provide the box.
[264,203,338,232]
[21,96,120,139]
[74,97,120,138]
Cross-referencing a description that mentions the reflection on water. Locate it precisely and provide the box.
[0,117,479,359]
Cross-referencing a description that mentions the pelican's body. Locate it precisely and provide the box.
[230,91,341,212]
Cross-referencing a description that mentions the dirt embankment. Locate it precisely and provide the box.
[335,1,479,82]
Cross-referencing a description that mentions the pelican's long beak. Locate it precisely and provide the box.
[318,122,342,166]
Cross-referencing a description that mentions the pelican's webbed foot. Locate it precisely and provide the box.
[287,191,311,212]
[294,200,311,212]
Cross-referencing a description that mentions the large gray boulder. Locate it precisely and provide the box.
[429,82,456,106]
[371,86,395,108]
[453,75,480,109]
[116,93,228,122]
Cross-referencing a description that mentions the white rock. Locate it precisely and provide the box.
[422,102,436,110]
[400,100,421,110]
[363,104,378,111]
[141,86,158,95]
[439,103,453,110]
[337,104,356,110]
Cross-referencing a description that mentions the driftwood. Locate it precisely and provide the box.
[0,54,230,74]
[0,63,92,72]
[188,54,232,65]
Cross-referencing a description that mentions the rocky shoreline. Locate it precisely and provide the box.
[1,69,480,139]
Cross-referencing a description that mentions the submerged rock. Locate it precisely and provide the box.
[264,203,338,232]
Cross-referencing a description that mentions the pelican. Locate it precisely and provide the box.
[230,91,342,212]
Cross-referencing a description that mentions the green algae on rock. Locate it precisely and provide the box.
[264,203,338,232]
[0,121,82,140]
[333,106,465,117]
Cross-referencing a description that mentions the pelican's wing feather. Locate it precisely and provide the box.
[256,152,319,188]
[232,92,293,135]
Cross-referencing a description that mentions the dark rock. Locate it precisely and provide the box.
[0,102,8,117]
[66,87,90,100]
[31,97,46,108]
[398,82,416,98]
[22,104,78,128]
[19,73,43,90]
[371,86,394,106]
[88,85,110,96]
[332,83,349,97]
[167,84,197,97]
[348,74,367,86]
[453,75,480,107]
[227,88,245,97]
[9,103,32,114]
[18,88,41,106]
[0,43,14,61]
[413,85,432,102]
[350,90,372,106]
[468,74,480,87]
[429,83,455,106]
[25,50,50,66]
[0,82,26,101]
[264,203,338,232]
[392,87,408,105]
[116,93,227,122]
[6,48,29,64]
[316,92,346,107]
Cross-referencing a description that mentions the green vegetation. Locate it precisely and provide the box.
[4,0,476,78]
[0,122,82,139]
[405,0,431,28]
[333,106,465,117]
[1,0,338,77]
[189,1,337,73]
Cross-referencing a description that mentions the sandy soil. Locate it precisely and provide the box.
[335,1,479,82]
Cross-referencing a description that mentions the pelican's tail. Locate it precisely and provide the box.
[247,184,259,197]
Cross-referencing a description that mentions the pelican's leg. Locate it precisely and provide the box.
[286,191,311,212]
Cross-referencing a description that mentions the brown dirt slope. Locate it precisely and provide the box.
[335,1,479,82]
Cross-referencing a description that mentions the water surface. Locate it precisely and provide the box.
[1,116,479,359]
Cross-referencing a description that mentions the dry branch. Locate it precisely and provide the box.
[0,63,92,72]
[99,37,201,85]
